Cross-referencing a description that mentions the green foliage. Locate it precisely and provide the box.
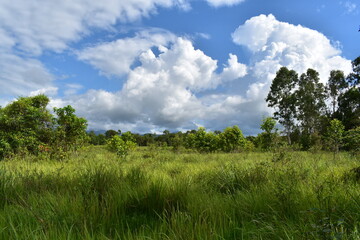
[121,131,135,143]
[266,67,298,144]
[327,70,347,115]
[87,131,106,145]
[191,127,219,153]
[106,135,136,158]
[0,96,90,160]
[343,126,360,154]
[53,105,88,152]
[219,125,245,152]
[105,129,119,139]
[325,119,345,154]
[0,95,53,157]
[337,86,360,130]
[296,68,327,135]
[257,117,279,151]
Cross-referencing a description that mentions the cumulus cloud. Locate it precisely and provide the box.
[232,14,352,82]
[55,37,247,131]
[206,0,246,7]
[77,29,176,77]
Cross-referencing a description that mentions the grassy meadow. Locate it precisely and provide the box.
[0,146,359,239]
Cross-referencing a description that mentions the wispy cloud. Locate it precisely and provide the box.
[340,1,358,14]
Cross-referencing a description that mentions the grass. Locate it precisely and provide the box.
[0,146,359,239]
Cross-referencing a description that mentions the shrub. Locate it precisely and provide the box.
[106,135,136,158]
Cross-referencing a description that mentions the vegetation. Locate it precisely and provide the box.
[0,56,359,239]
[0,147,359,239]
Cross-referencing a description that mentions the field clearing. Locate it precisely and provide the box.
[0,146,359,239]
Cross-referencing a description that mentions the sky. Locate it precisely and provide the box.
[0,0,359,135]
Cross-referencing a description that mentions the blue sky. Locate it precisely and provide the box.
[0,0,359,135]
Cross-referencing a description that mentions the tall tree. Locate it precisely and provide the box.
[266,67,298,144]
[296,68,327,135]
[327,70,347,116]
[347,56,360,87]
[337,56,360,130]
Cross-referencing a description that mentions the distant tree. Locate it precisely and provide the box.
[121,131,136,143]
[88,131,106,145]
[266,67,298,144]
[105,130,118,139]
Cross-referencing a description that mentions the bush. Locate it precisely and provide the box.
[106,135,136,158]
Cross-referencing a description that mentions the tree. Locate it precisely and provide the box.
[326,119,345,156]
[347,56,360,87]
[105,130,119,139]
[296,69,327,135]
[337,56,360,130]
[53,105,88,152]
[266,67,298,144]
[106,135,136,158]
[343,126,360,155]
[337,87,360,130]
[219,126,245,152]
[257,117,278,150]
[0,95,53,156]
[327,70,347,116]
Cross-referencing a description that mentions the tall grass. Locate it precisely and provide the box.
[0,146,359,239]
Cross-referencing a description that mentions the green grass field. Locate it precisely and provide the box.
[0,146,359,239]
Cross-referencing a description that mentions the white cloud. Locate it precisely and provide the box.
[0,0,187,55]
[206,0,246,7]
[232,14,352,82]
[0,0,187,99]
[77,29,176,77]
[53,37,247,131]
[0,53,54,97]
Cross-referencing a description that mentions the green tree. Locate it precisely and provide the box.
[258,117,278,150]
[347,56,360,87]
[337,56,360,130]
[0,95,53,157]
[106,135,136,158]
[343,126,360,155]
[326,119,345,155]
[219,126,245,152]
[296,69,327,135]
[121,131,136,143]
[266,67,298,144]
[337,87,360,130]
[53,105,88,152]
[105,130,119,139]
[327,70,347,116]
